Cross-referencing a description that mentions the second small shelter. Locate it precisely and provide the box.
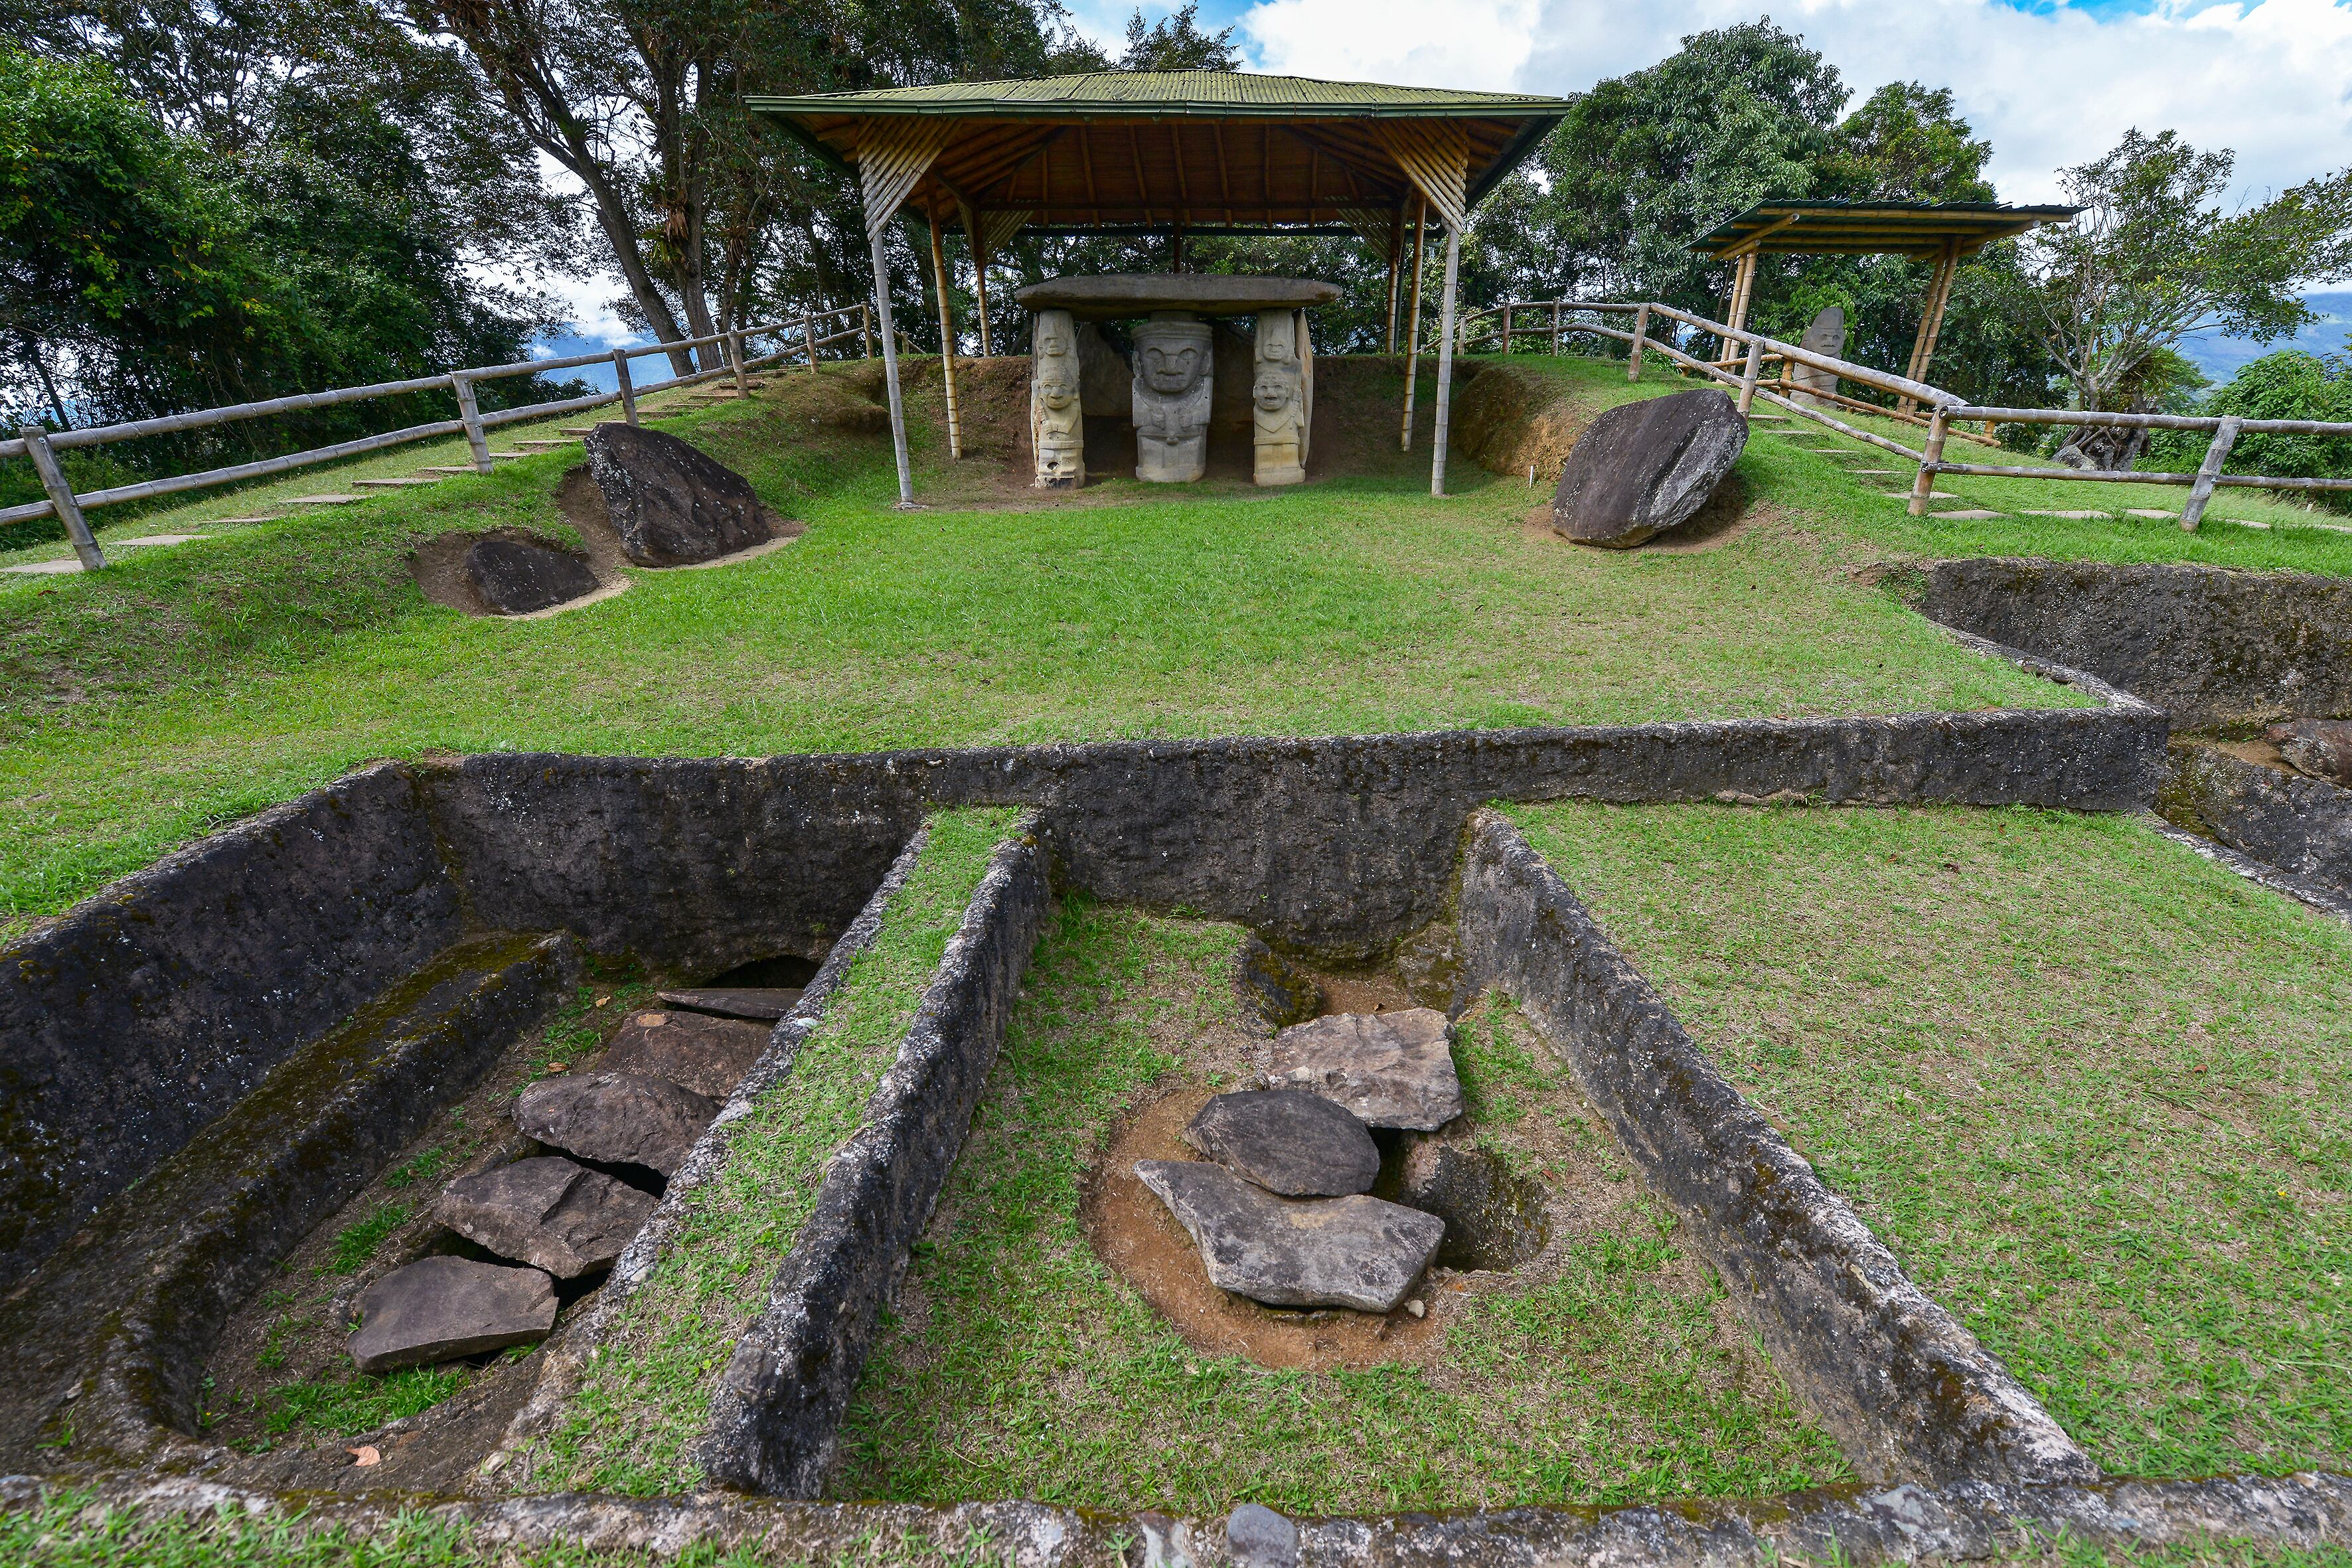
[749,70,1568,501]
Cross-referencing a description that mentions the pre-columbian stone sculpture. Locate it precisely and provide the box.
[1132,315,1215,483]
[1030,308,1084,488]
[1789,306,1845,408]
[1251,309,1310,486]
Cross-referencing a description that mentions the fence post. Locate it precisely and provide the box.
[1552,301,1561,355]
[1908,406,1951,517]
[451,372,493,473]
[862,304,873,358]
[728,332,749,396]
[21,426,106,571]
[1736,335,1763,416]
[1501,303,1512,355]
[803,311,817,373]
[2180,415,2240,532]
[612,349,639,426]
[1628,304,1650,382]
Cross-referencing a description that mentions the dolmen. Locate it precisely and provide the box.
[1138,1008,1463,1314]
[347,990,783,1373]
[1551,386,1747,548]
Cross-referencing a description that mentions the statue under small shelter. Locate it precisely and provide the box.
[1014,274,1338,488]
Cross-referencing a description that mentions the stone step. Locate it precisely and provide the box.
[509,438,581,449]
[2126,508,2179,520]
[559,427,597,436]
[1932,509,2006,520]
[285,493,363,505]
[354,477,440,488]
[1883,489,1958,501]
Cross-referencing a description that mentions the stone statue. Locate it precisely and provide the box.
[1789,306,1845,408]
[1251,309,1307,485]
[1131,315,1214,483]
[1030,308,1085,488]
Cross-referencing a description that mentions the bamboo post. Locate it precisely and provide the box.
[2181,415,2241,532]
[1552,301,1561,355]
[868,228,914,506]
[21,426,104,570]
[862,303,874,358]
[1501,303,1512,356]
[1383,213,1403,354]
[1736,334,1763,415]
[927,216,963,461]
[612,349,639,425]
[803,311,817,373]
[1901,243,1960,418]
[1431,223,1462,497]
[1907,406,1951,517]
[1628,304,1650,382]
[728,331,748,395]
[1400,198,1428,451]
[451,372,493,472]
[974,258,994,358]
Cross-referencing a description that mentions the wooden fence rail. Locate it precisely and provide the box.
[1450,298,2352,532]
[6,303,872,569]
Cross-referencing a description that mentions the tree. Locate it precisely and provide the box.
[2022,129,2352,465]
[1812,82,1992,204]
[1117,2,1236,72]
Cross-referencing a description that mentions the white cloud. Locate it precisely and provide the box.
[1237,0,2352,204]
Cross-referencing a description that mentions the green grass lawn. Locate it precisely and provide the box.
[517,807,1022,1497]
[1505,801,2352,1480]
[830,898,1848,1515]
[0,355,2086,937]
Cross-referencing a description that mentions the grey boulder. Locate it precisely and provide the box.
[348,1255,556,1373]
[1551,387,1747,548]
[1266,1008,1464,1130]
[1184,1090,1379,1197]
[1137,1160,1443,1312]
[463,535,599,615]
[2272,718,2352,785]
[599,1008,771,1101]
[434,1156,655,1278]
[657,986,804,1022]
[514,1071,716,1177]
[582,422,776,566]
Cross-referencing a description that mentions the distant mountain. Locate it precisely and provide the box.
[2177,293,2352,383]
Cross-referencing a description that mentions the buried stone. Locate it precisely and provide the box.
[1266,1008,1464,1130]
[514,1071,716,1178]
[435,1156,655,1279]
[348,1255,556,1373]
[599,1008,771,1101]
[582,423,779,566]
[1184,1090,1380,1198]
[655,986,803,1022]
[1551,387,1747,548]
[2272,718,2352,786]
[1137,1161,1443,1312]
[463,535,600,615]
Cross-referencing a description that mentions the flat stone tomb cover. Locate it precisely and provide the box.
[1137,1160,1443,1312]
[348,1255,556,1373]
[1266,1009,1465,1130]
[1014,273,1342,319]
[657,986,803,1022]
[1184,1089,1379,1197]
[599,1007,771,1100]
[514,1070,716,1176]
[435,1156,655,1278]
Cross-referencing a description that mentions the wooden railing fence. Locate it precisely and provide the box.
[6,304,874,570]
[1451,299,2352,532]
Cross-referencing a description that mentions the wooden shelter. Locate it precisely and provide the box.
[1691,200,2076,411]
[749,70,1567,501]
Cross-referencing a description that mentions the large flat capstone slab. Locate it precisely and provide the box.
[1015,273,1342,319]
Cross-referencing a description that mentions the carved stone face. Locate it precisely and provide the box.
[1140,339,1205,394]
[1253,368,1295,415]
[1036,352,1078,409]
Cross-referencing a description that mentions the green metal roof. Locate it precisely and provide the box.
[745,70,1568,120]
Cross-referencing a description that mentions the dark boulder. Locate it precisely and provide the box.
[582,423,777,566]
[1184,1090,1379,1197]
[463,535,601,615]
[514,1070,716,1177]
[1551,388,1747,548]
[2272,718,2352,785]
[599,1008,771,1101]
[347,1255,556,1373]
[1136,1160,1442,1312]
[434,1156,655,1278]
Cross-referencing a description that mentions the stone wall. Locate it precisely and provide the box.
[1922,558,2352,729]
[2158,741,2352,896]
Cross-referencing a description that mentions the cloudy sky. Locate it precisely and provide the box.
[1069,0,2352,204]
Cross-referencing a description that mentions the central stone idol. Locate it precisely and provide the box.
[1131,315,1215,483]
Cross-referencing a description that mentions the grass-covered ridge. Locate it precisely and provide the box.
[0,355,2090,938]
[831,898,1848,1514]
[1505,801,2352,1479]
[518,805,1024,1497]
